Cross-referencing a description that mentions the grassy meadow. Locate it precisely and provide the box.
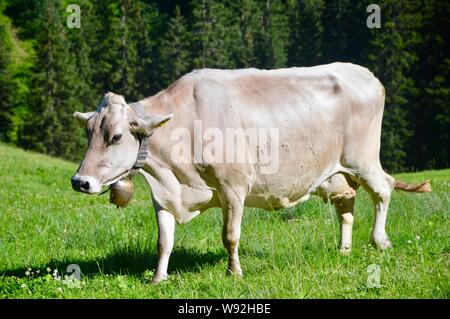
[0,143,448,298]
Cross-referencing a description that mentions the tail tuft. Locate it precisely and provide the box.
[394,180,432,193]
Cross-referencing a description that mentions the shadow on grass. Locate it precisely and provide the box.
[0,246,226,279]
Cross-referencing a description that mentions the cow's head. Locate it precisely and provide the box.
[71,92,172,194]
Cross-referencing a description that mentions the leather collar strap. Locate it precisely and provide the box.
[133,136,149,170]
[128,102,150,177]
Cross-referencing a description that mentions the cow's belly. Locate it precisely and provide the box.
[245,138,343,210]
[245,169,337,210]
[244,192,312,210]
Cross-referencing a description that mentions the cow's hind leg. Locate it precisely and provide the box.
[220,187,246,277]
[317,174,357,253]
[332,196,355,253]
[358,167,395,250]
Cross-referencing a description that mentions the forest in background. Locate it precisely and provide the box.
[0,0,448,172]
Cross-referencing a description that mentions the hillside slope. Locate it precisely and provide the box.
[0,144,448,298]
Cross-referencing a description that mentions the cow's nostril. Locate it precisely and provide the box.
[80,180,90,191]
[71,176,80,191]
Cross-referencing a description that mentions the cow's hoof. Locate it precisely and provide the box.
[226,267,243,277]
[371,233,392,251]
[339,243,352,254]
[152,274,168,284]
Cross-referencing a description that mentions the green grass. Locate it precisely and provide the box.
[0,143,448,298]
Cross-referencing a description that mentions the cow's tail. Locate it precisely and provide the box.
[394,179,432,193]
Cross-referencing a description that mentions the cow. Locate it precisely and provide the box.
[71,62,431,283]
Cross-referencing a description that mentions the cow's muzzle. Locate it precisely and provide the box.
[71,175,102,194]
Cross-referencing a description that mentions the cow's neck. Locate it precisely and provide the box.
[135,91,173,116]
[129,91,218,217]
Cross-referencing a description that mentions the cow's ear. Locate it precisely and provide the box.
[73,111,95,127]
[130,113,174,136]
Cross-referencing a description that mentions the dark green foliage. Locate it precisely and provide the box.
[65,0,99,109]
[93,0,139,99]
[21,0,85,160]
[0,0,448,171]
[287,0,325,66]
[159,5,192,86]
[253,0,289,68]
[0,12,14,141]
[131,3,163,97]
[368,1,416,172]
[406,0,450,170]
[190,0,238,69]
[230,0,261,68]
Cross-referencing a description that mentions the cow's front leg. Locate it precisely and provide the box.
[152,209,175,284]
[220,189,245,277]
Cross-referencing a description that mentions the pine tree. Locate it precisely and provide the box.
[287,0,325,67]
[65,0,99,111]
[190,0,237,69]
[91,0,138,99]
[254,0,290,68]
[226,0,261,68]
[407,0,450,170]
[159,5,192,86]
[368,0,416,172]
[116,0,138,99]
[321,0,371,64]
[128,2,162,97]
[0,0,35,145]
[91,0,162,100]
[0,10,15,141]
[23,0,85,160]
[321,0,351,63]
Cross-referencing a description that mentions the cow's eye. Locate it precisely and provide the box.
[111,134,122,144]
